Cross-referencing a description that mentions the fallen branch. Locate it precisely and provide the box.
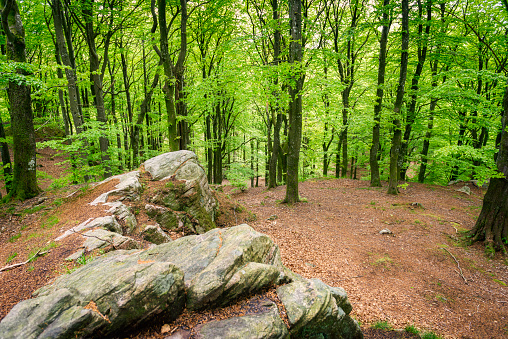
[0,250,47,272]
[443,247,468,284]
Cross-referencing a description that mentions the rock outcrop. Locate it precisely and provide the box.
[0,151,362,339]
[0,225,362,339]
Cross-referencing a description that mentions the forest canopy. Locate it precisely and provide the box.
[0,0,507,198]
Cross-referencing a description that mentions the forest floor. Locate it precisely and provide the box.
[0,147,507,339]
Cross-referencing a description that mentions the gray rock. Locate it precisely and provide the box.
[81,229,141,252]
[138,224,287,310]
[379,228,393,235]
[141,224,172,244]
[64,249,85,261]
[455,185,471,195]
[145,204,181,231]
[194,300,288,339]
[55,216,122,241]
[143,151,197,181]
[0,251,185,338]
[277,278,362,339]
[90,171,142,206]
[104,201,137,234]
[2,225,360,339]
[144,151,216,231]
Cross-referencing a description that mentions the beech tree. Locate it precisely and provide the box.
[468,0,508,253]
[1,0,39,199]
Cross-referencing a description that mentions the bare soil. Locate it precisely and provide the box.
[0,148,506,339]
[229,178,508,338]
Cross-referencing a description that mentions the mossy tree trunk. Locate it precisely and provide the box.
[1,0,40,200]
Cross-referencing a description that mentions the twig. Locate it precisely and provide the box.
[443,247,468,284]
[35,120,51,132]
[0,250,47,272]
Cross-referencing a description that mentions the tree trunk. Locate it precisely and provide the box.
[469,76,508,252]
[268,0,281,189]
[284,0,303,204]
[399,0,431,181]
[82,0,111,178]
[418,59,439,183]
[387,0,409,195]
[369,0,390,188]
[1,0,39,199]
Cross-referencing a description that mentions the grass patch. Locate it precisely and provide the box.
[405,324,419,335]
[26,232,42,240]
[371,255,393,268]
[27,241,59,263]
[41,215,59,229]
[21,205,45,215]
[6,252,18,264]
[53,198,64,207]
[493,279,507,286]
[421,331,443,339]
[372,320,392,331]
[8,233,22,243]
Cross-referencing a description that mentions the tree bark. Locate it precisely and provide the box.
[369,0,390,187]
[399,0,431,180]
[82,0,111,178]
[418,60,438,183]
[1,0,39,199]
[469,76,508,252]
[387,0,409,195]
[284,0,303,204]
[268,0,281,189]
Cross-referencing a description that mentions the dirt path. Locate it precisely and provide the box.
[231,178,508,338]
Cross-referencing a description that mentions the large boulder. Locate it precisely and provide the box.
[0,225,362,339]
[193,299,289,339]
[144,151,216,232]
[0,251,185,338]
[277,278,362,338]
[137,224,287,310]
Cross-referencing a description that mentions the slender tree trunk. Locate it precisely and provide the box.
[268,0,281,189]
[51,0,84,135]
[1,0,39,199]
[399,0,431,180]
[418,60,438,183]
[387,0,409,195]
[82,0,110,177]
[370,0,390,187]
[285,0,303,204]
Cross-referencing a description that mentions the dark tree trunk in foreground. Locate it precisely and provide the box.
[469,78,508,253]
[387,0,409,195]
[284,0,303,204]
[369,0,390,187]
[1,0,39,199]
